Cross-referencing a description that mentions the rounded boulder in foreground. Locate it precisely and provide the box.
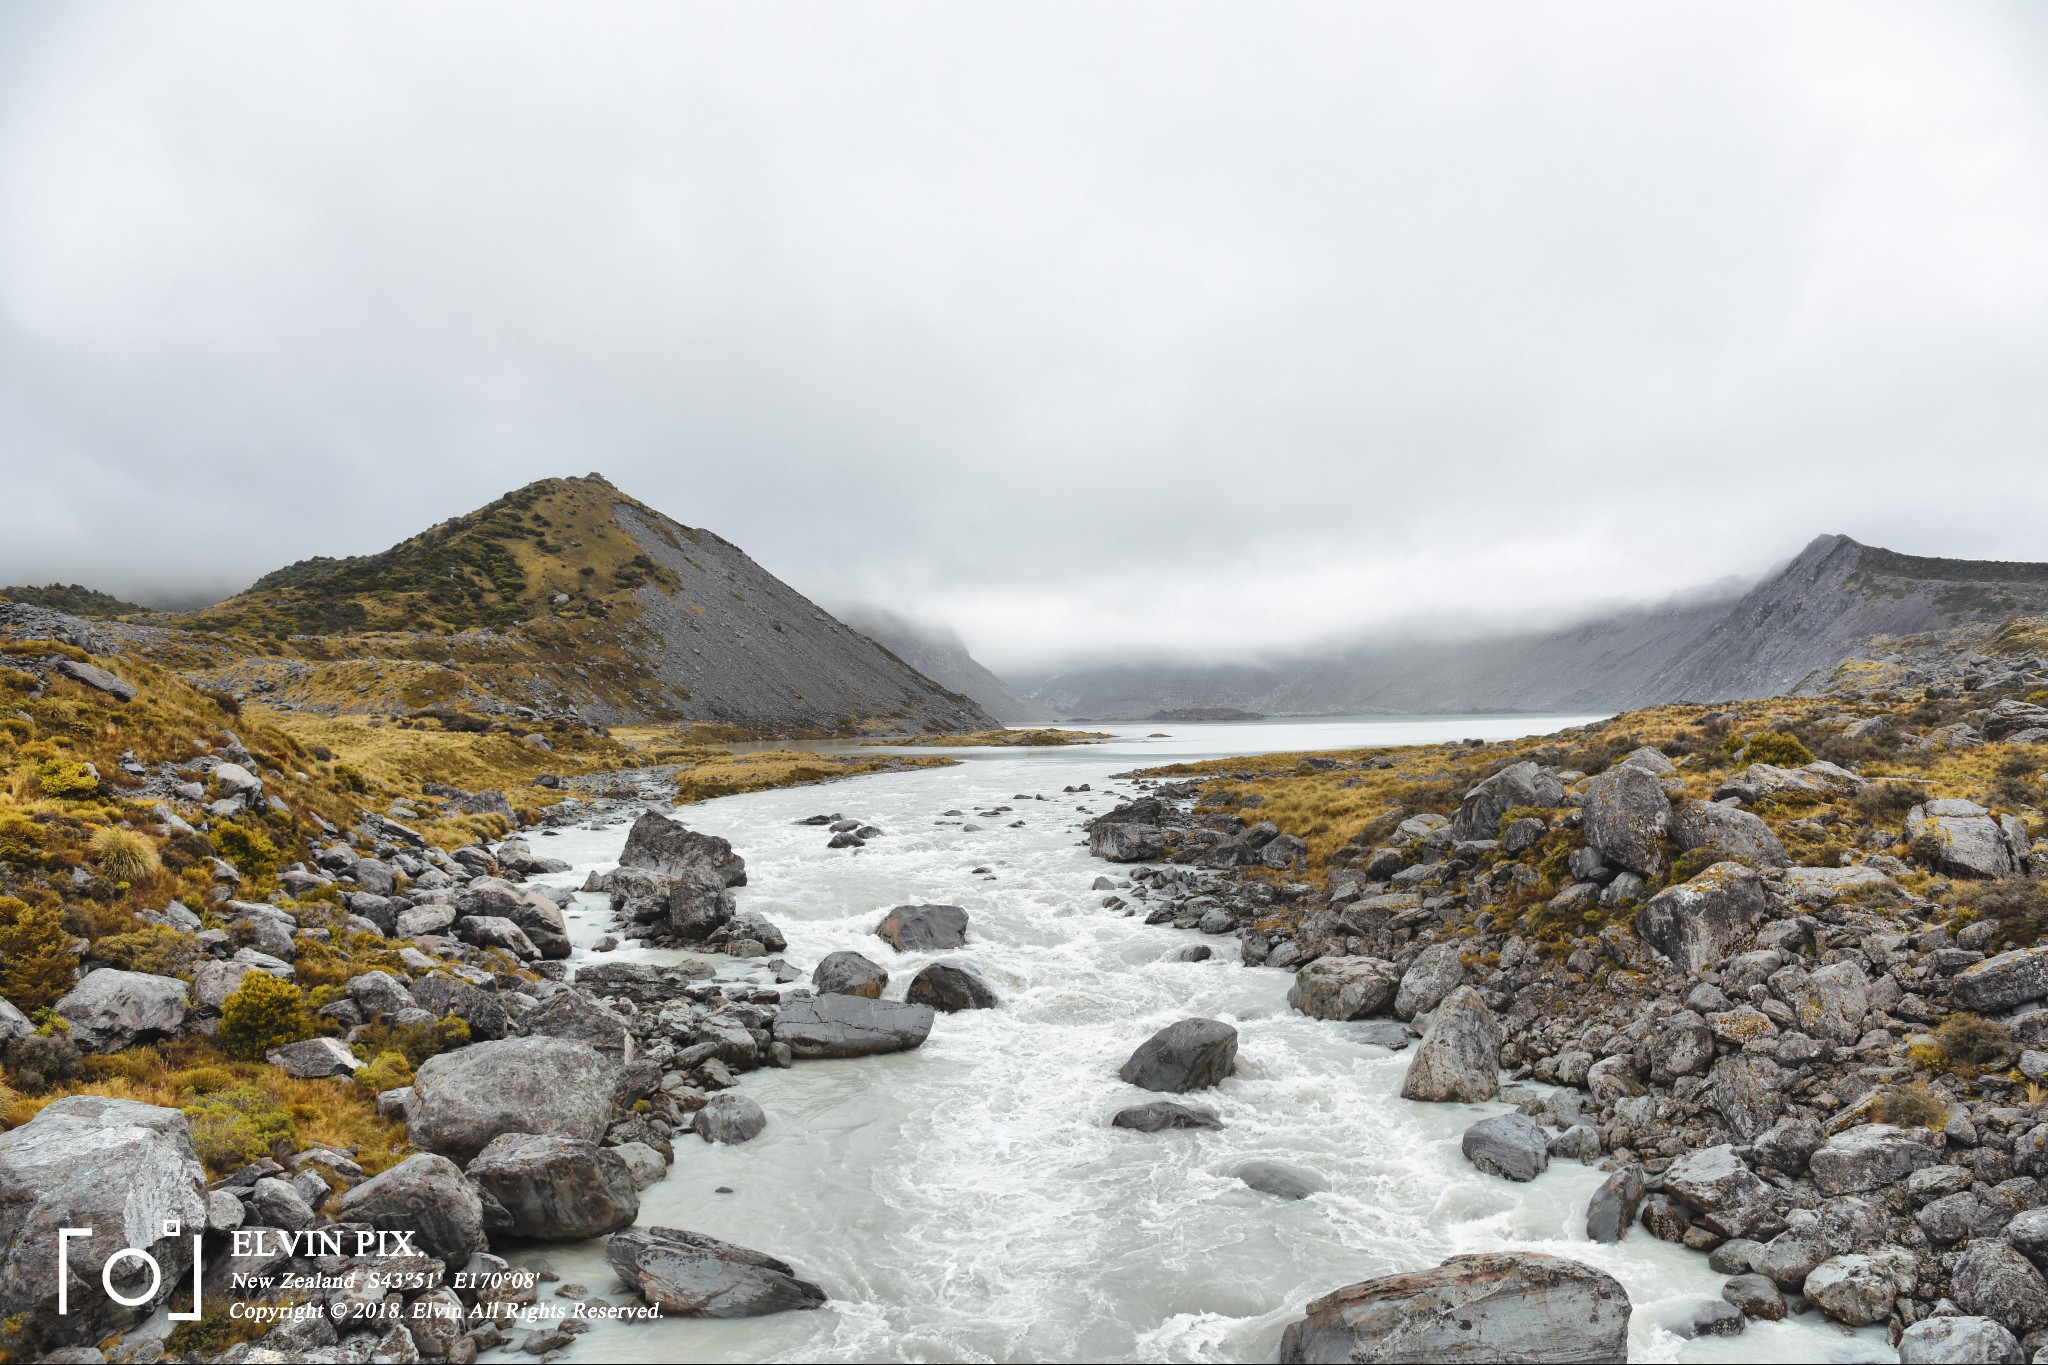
[1119,1017,1238,1092]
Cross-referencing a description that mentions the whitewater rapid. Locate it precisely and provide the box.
[503,718,1889,1364]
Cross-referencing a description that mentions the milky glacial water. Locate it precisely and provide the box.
[505,717,1890,1364]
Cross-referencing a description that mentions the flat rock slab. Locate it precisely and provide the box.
[773,993,935,1058]
[876,904,969,951]
[608,1227,826,1317]
[1120,1017,1238,1093]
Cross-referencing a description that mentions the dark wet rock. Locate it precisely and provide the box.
[607,1227,826,1318]
[875,904,969,951]
[1233,1159,1326,1200]
[1287,956,1400,1021]
[1587,1164,1644,1243]
[409,1037,621,1164]
[1278,1252,1631,1365]
[335,1153,487,1262]
[1112,1101,1222,1132]
[773,994,935,1058]
[1634,863,1766,975]
[466,1135,638,1241]
[812,951,888,999]
[905,962,999,1012]
[1661,1298,1745,1338]
[1120,1017,1238,1093]
[1399,986,1500,1103]
[1089,800,1168,862]
[1461,1112,1549,1182]
[1722,1272,1786,1321]
[697,1093,768,1145]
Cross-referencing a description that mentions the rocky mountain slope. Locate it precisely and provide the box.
[107,475,997,735]
[835,605,1057,724]
[1027,536,2048,719]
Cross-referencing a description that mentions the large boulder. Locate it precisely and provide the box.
[466,1134,639,1241]
[1461,1113,1549,1182]
[1809,1124,1939,1196]
[1770,960,1869,1044]
[1952,1240,2048,1334]
[607,1227,825,1317]
[521,988,632,1056]
[454,878,572,959]
[51,969,189,1052]
[1119,1018,1238,1093]
[1671,799,1790,869]
[905,962,999,1012]
[1802,1254,1897,1327]
[773,994,934,1059]
[1393,942,1466,1021]
[1634,863,1766,976]
[408,1037,622,1163]
[1088,800,1168,862]
[1287,956,1400,1021]
[617,811,747,885]
[454,914,540,959]
[1658,1144,1783,1240]
[697,1093,768,1144]
[875,904,969,951]
[265,1036,363,1079]
[813,951,888,999]
[1580,762,1673,878]
[1906,801,2032,880]
[1952,948,2048,1014]
[1586,1165,1645,1243]
[410,973,511,1041]
[335,1153,487,1262]
[1399,986,1500,1103]
[1448,761,1565,841]
[1896,1314,2024,1363]
[1709,1053,1785,1140]
[1278,1252,1630,1364]
[0,1098,208,1348]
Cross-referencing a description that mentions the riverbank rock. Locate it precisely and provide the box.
[1896,1314,2023,1363]
[618,811,747,885]
[1808,1124,1939,1196]
[1112,1101,1222,1132]
[876,904,970,951]
[1635,863,1766,975]
[1462,1113,1550,1182]
[1393,942,1467,1021]
[906,962,999,1012]
[813,951,888,999]
[1089,800,1168,862]
[1659,1145,1783,1240]
[408,1037,621,1163]
[1278,1252,1631,1364]
[607,1227,826,1317]
[773,993,935,1058]
[1399,986,1500,1103]
[455,877,572,959]
[1580,762,1673,878]
[1119,1018,1238,1092]
[0,1097,209,1348]
[1287,956,1399,1021]
[1587,1165,1645,1243]
[51,968,189,1052]
[466,1135,639,1241]
[336,1153,487,1261]
[697,1093,767,1144]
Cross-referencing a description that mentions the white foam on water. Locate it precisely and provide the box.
[507,719,1891,1363]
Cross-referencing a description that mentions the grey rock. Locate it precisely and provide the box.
[1634,863,1766,975]
[1897,1315,2024,1363]
[1723,1271,1786,1321]
[346,970,417,1019]
[1907,802,2030,880]
[1587,1164,1644,1243]
[1393,941,1466,1021]
[1752,1116,1824,1175]
[1111,1101,1222,1132]
[1709,1053,1785,1140]
[1232,1159,1326,1200]
[51,968,189,1052]
[875,904,969,951]
[905,962,999,1012]
[1754,1225,1831,1291]
[697,1093,767,1144]
[246,1175,314,1230]
[1448,761,1565,841]
[1461,1112,1549,1182]
[1802,1254,1897,1326]
[1647,1010,1715,1082]
[1580,762,1673,878]
[335,1153,487,1261]
[1770,958,1869,1044]
[812,951,889,998]
[1278,1252,1631,1365]
[49,656,136,702]
[617,811,747,886]
[455,914,539,959]
[1952,948,2048,1014]
[614,1141,669,1191]
[1953,1240,2048,1334]
[520,988,632,1056]
[606,1226,826,1317]
[454,877,572,959]
[264,1036,362,1079]
[408,1037,621,1163]
[1809,1124,1939,1196]
[773,993,935,1058]
[1399,986,1501,1103]
[1287,956,1400,1021]
[410,973,511,1041]
[465,1134,638,1240]
[1658,1144,1783,1240]
[1672,799,1791,868]
[192,959,260,1012]
[1119,1018,1238,1092]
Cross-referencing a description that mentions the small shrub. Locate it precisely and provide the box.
[2028,689,2048,706]
[217,971,309,1061]
[0,895,77,1012]
[181,1082,295,1171]
[89,826,160,883]
[334,764,368,793]
[1739,732,1815,767]
[1868,1083,1949,1129]
[1956,879,2048,952]
[1913,1013,2012,1076]
[90,925,198,977]
[34,756,100,801]
[0,1031,80,1091]
[354,1014,468,1068]
[355,1049,414,1095]
[212,822,279,882]
[1852,781,1923,825]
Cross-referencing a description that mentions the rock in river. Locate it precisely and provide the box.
[875,904,969,951]
[812,951,888,999]
[1112,1101,1222,1132]
[1461,1112,1550,1182]
[697,1092,768,1144]
[1286,956,1399,1021]
[1119,1018,1238,1093]
[1399,986,1500,1103]
[1233,1159,1326,1200]
[1278,1252,1631,1364]
[906,962,999,1012]
[773,993,935,1058]
[408,1036,622,1163]
[466,1135,639,1241]
[607,1227,826,1317]
[335,1153,487,1262]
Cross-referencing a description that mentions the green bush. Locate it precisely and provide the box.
[90,925,198,977]
[355,1014,468,1068]
[355,1049,414,1095]
[1868,1083,1948,1129]
[217,971,309,1060]
[212,822,279,882]
[34,756,100,801]
[1911,1012,2011,1076]
[1739,732,1815,767]
[182,1083,296,1171]
[0,895,77,1012]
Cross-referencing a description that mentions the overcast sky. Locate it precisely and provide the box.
[2,3,2044,673]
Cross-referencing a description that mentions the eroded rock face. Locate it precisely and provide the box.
[1278,1252,1631,1365]
[1399,986,1501,1103]
[1580,762,1673,878]
[465,1135,639,1241]
[905,962,998,1012]
[408,1037,621,1163]
[52,968,189,1052]
[1119,1018,1238,1093]
[772,994,934,1059]
[1672,800,1790,868]
[335,1153,486,1262]
[1287,956,1400,1021]
[0,1098,209,1348]
[875,904,969,951]
[1906,801,2032,880]
[1635,863,1766,975]
[607,1227,826,1318]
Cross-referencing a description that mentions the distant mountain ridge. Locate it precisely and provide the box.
[835,605,1057,724]
[1022,535,2048,718]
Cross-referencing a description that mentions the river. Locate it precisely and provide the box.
[499,716,1890,1364]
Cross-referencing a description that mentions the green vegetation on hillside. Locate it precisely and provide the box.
[0,583,152,617]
